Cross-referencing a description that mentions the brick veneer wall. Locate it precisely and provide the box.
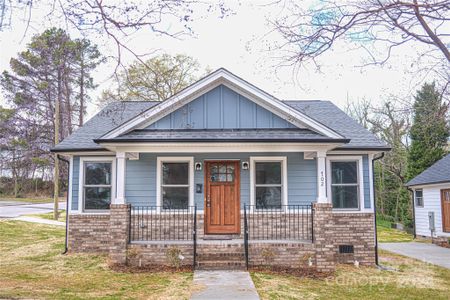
[68,214,110,253]
[67,203,376,272]
[109,204,131,265]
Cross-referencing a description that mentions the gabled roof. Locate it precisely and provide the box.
[406,154,450,187]
[99,68,345,140]
[52,100,388,152]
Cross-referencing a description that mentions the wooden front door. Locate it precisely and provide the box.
[441,189,450,233]
[205,161,240,234]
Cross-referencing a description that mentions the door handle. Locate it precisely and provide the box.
[207,195,211,207]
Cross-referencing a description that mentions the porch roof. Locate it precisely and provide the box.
[51,100,389,152]
[94,128,350,143]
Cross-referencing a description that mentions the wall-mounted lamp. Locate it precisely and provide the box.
[195,162,202,171]
[242,161,249,170]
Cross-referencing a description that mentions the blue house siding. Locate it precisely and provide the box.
[146,85,296,130]
[71,156,80,211]
[124,152,317,209]
[71,153,371,211]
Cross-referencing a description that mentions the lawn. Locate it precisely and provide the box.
[0,196,62,204]
[252,250,450,299]
[377,219,414,243]
[0,220,193,299]
[27,210,67,222]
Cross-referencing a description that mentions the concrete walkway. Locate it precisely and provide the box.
[13,216,65,226]
[191,271,260,300]
[380,242,450,269]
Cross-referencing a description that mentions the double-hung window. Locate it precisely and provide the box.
[82,160,114,211]
[330,160,360,210]
[158,157,193,209]
[415,189,423,207]
[251,157,287,209]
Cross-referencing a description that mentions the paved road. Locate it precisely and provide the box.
[0,201,66,218]
[191,271,260,300]
[380,242,450,269]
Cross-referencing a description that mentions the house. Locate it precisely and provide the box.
[52,68,389,271]
[406,154,450,242]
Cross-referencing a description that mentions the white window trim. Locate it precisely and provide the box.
[326,156,367,213]
[156,157,194,209]
[249,156,288,208]
[415,189,424,207]
[78,157,116,214]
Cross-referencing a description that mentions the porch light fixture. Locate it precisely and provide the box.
[242,161,249,170]
[195,162,202,171]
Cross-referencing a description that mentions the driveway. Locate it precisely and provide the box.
[379,242,450,269]
[0,201,66,218]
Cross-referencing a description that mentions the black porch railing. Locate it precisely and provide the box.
[130,206,197,241]
[243,204,313,241]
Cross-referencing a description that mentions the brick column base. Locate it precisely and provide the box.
[313,203,336,273]
[109,204,130,265]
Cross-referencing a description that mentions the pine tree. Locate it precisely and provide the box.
[407,83,449,180]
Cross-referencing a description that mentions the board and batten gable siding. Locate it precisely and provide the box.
[413,184,450,237]
[146,85,297,130]
[124,152,316,209]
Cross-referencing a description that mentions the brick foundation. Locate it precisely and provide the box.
[68,202,376,272]
[68,214,110,253]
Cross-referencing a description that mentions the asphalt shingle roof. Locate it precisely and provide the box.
[52,100,388,152]
[100,128,346,143]
[52,101,159,151]
[406,154,450,186]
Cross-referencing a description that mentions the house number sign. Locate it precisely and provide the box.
[320,171,325,186]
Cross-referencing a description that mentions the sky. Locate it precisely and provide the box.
[0,1,439,119]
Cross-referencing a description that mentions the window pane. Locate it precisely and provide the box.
[84,187,111,210]
[255,162,281,184]
[331,161,357,184]
[162,163,188,185]
[162,187,189,209]
[85,162,111,185]
[332,186,358,209]
[256,186,281,209]
[415,190,423,198]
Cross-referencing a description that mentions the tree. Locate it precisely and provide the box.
[1,28,103,218]
[99,54,203,104]
[407,82,449,180]
[0,1,230,68]
[272,1,449,67]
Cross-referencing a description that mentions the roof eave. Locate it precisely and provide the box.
[94,138,351,144]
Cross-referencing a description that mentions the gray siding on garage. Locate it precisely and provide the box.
[124,152,317,209]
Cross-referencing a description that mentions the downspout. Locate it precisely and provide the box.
[57,154,70,254]
[406,187,416,238]
[372,152,384,266]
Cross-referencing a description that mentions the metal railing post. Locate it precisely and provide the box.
[193,205,197,270]
[244,204,249,269]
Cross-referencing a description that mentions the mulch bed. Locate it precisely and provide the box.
[249,265,333,279]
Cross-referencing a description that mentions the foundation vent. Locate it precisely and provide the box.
[339,245,354,254]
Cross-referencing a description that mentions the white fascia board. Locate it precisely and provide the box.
[99,142,342,153]
[100,69,344,140]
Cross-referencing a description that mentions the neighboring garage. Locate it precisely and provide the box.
[406,154,450,240]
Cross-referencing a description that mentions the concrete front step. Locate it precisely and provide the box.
[197,261,246,270]
[198,252,245,262]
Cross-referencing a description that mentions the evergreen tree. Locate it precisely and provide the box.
[407,83,449,180]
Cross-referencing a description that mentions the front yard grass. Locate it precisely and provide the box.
[252,249,450,299]
[0,196,56,204]
[377,219,414,243]
[0,220,193,299]
[27,210,67,222]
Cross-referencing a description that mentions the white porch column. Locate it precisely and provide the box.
[316,150,328,203]
[115,151,126,204]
